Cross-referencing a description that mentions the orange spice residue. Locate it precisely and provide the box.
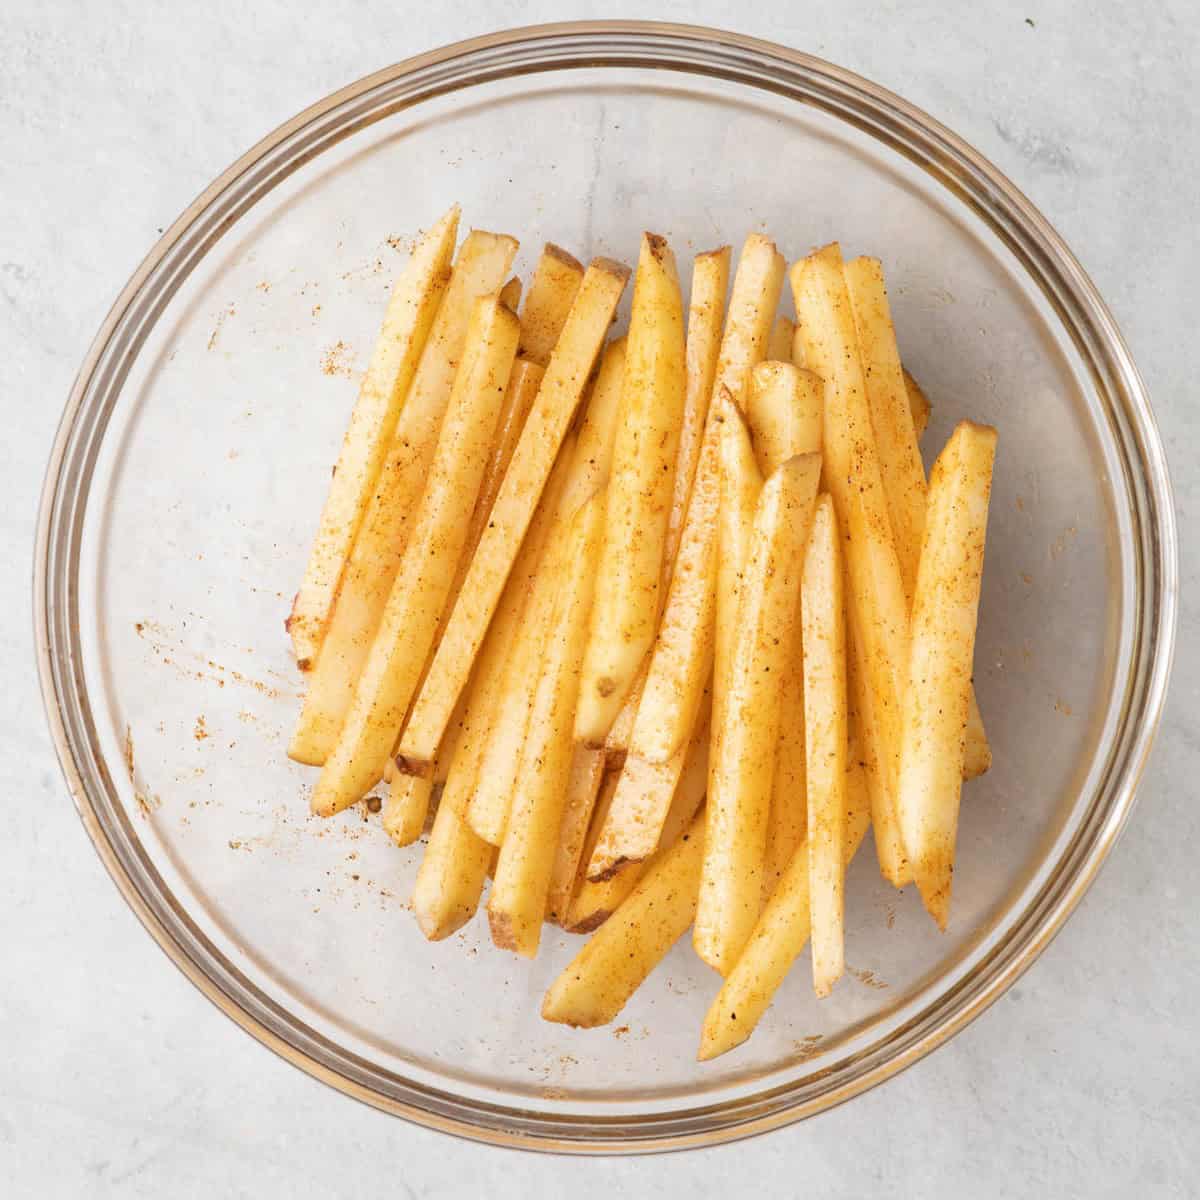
[320,340,354,378]
[194,715,209,741]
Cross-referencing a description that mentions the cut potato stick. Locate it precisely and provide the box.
[543,811,706,1027]
[498,275,522,310]
[762,642,807,900]
[697,751,870,1061]
[767,314,795,362]
[489,488,606,957]
[694,453,821,974]
[518,244,585,366]
[745,360,824,478]
[897,421,997,929]
[289,229,517,762]
[903,366,931,438]
[791,243,911,886]
[566,706,710,933]
[382,771,433,847]
[311,296,521,815]
[412,794,493,941]
[802,495,848,997]
[844,257,991,782]
[577,234,687,742]
[467,340,626,844]
[546,746,608,924]
[399,257,631,767]
[288,205,460,671]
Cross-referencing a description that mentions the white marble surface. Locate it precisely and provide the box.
[2,1,1196,1195]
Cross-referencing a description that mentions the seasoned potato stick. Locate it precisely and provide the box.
[412,793,493,941]
[902,366,931,438]
[763,642,807,899]
[311,296,520,815]
[288,205,460,670]
[897,421,997,929]
[844,258,991,781]
[382,771,433,847]
[767,314,795,362]
[791,243,911,885]
[546,746,608,924]
[745,360,823,477]
[518,244,585,366]
[566,707,710,933]
[698,734,870,1060]
[694,454,821,973]
[577,235,687,742]
[399,257,631,766]
[489,489,606,958]
[498,275,522,310]
[802,495,848,997]
[543,811,706,1028]
[289,228,517,761]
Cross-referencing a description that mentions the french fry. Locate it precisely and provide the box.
[745,360,823,478]
[697,744,870,1061]
[897,421,997,929]
[802,495,848,997]
[466,339,626,844]
[902,366,931,438]
[762,640,807,899]
[546,746,608,925]
[577,235,687,742]
[412,795,493,942]
[382,771,433,847]
[694,453,821,974]
[583,236,783,880]
[311,295,521,815]
[565,705,710,933]
[518,244,585,366]
[288,205,460,671]
[767,314,795,362]
[542,811,706,1028]
[489,488,606,958]
[791,243,911,886]
[399,257,631,767]
[288,228,517,762]
[844,258,991,781]
[498,275,522,310]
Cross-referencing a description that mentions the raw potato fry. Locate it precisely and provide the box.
[791,243,911,886]
[498,275,522,310]
[903,367,931,438]
[412,793,493,941]
[399,257,631,766]
[694,454,821,974]
[311,296,521,815]
[566,706,710,933]
[577,235,687,742]
[288,228,518,763]
[762,645,807,899]
[546,746,607,924]
[518,244,585,366]
[543,811,706,1028]
[584,236,784,879]
[745,360,824,478]
[897,421,997,929]
[767,314,795,362]
[844,258,991,781]
[489,489,606,958]
[802,495,848,997]
[467,339,626,844]
[288,205,460,671]
[383,770,432,847]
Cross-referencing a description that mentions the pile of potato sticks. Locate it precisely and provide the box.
[285,205,997,1059]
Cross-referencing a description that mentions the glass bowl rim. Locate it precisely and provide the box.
[33,19,1178,1154]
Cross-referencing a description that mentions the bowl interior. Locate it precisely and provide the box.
[51,42,1151,1146]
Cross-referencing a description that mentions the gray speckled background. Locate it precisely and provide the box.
[3,2,1196,1195]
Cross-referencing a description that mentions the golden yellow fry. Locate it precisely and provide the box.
[745,360,824,477]
[791,243,911,885]
[546,746,608,925]
[382,771,433,847]
[412,797,493,941]
[467,341,626,844]
[565,706,710,933]
[763,646,807,900]
[399,257,631,766]
[288,205,460,671]
[489,489,606,958]
[767,314,795,362]
[498,275,522,310]
[898,421,997,929]
[288,229,517,761]
[577,235,687,742]
[694,454,821,974]
[518,244,585,366]
[311,296,521,815]
[542,811,706,1028]
[902,367,931,438]
[802,495,848,997]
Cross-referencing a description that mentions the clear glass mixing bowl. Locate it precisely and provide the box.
[35,22,1176,1152]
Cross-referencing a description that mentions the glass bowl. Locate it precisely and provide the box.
[35,21,1176,1152]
